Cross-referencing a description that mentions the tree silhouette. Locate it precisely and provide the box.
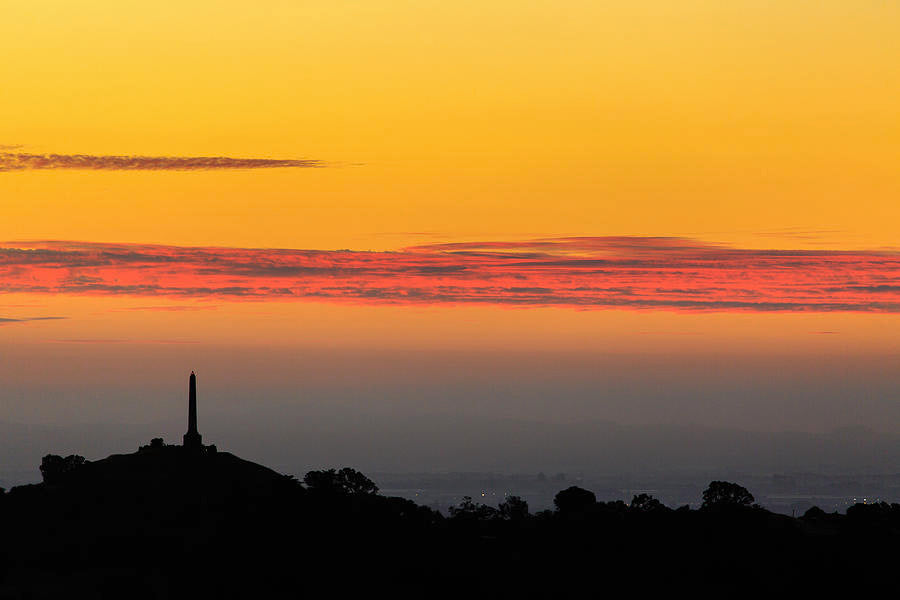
[498,495,530,520]
[337,467,379,495]
[553,486,596,515]
[630,493,665,512]
[303,467,379,495]
[802,506,827,519]
[40,454,88,484]
[448,496,499,521]
[701,481,754,509]
[846,501,899,524]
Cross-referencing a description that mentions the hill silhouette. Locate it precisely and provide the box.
[1,442,898,598]
[31,445,286,496]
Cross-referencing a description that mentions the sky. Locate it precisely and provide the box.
[1,2,899,474]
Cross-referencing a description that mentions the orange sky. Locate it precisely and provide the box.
[1,1,898,251]
[1,2,899,433]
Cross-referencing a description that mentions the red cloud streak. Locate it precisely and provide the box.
[1,238,898,312]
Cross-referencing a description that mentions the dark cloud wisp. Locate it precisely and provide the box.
[0,153,323,172]
[0,316,66,325]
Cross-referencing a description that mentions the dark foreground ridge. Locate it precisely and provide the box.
[1,443,899,598]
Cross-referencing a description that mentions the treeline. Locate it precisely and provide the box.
[300,465,900,533]
[0,451,897,597]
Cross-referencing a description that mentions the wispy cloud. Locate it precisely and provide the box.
[0,316,66,325]
[111,305,219,312]
[1,238,898,312]
[46,338,199,344]
[0,152,323,172]
[755,227,845,240]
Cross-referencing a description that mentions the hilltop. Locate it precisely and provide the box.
[0,443,437,599]
[0,442,898,598]
[17,444,286,497]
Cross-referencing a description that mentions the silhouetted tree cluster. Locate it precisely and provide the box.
[701,480,755,509]
[39,454,87,484]
[303,467,379,495]
[498,495,530,520]
[630,492,670,514]
[448,496,497,520]
[448,494,531,522]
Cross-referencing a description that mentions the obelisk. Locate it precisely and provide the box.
[183,371,202,449]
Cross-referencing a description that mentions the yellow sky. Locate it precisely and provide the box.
[3,289,899,356]
[1,1,898,250]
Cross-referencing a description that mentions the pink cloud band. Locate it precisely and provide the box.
[1,238,898,312]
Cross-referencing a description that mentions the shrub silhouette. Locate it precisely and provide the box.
[701,481,754,509]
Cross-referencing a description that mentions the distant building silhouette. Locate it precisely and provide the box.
[183,371,203,449]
